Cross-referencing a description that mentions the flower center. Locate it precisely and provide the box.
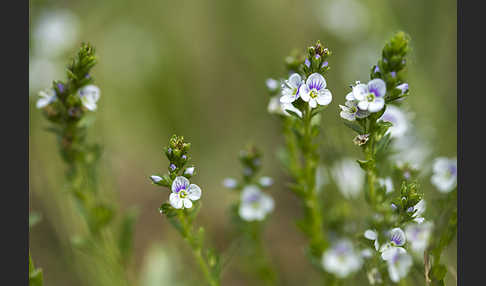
[179,189,188,198]
[350,106,358,113]
[367,93,375,102]
[310,89,318,98]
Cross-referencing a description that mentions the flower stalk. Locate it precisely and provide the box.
[151,135,220,286]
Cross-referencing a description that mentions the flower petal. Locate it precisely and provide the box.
[316,89,332,106]
[288,73,302,88]
[368,98,385,113]
[188,184,202,201]
[353,84,368,100]
[389,228,406,246]
[364,230,377,240]
[345,92,355,101]
[183,198,193,209]
[172,176,190,193]
[299,84,311,102]
[340,111,356,121]
[309,98,317,108]
[169,193,183,209]
[368,78,386,98]
[358,100,369,110]
[306,73,326,90]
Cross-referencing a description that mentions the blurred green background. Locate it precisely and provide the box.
[29,0,456,285]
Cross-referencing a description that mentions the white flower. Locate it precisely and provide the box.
[238,185,274,221]
[380,105,408,138]
[377,177,394,194]
[280,73,303,104]
[347,79,386,113]
[36,89,57,109]
[379,228,407,266]
[78,85,100,111]
[411,199,426,224]
[331,158,364,198]
[364,229,380,250]
[322,239,363,278]
[265,78,279,92]
[382,247,412,283]
[222,177,238,189]
[405,221,433,256]
[169,176,201,209]
[150,175,163,183]
[259,176,273,187]
[268,96,303,118]
[299,73,332,108]
[184,167,195,176]
[431,157,457,193]
[339,100,369,121]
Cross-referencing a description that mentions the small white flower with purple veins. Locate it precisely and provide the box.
[348,79,386,113]
[280,73,303,104]
[299,73,332,108]
[431,157,457,193]
[379,228,407,260]
[238,185,274,221]
[405,221,433,256]
[259,176,273,187]
[377,177,394,194]
[222,177,238,189]
[267,96,303,118]
[339,100,369,121]
[36,89,57,109]
[379,105,408,138]
[322,239,363,278]
[169,176,201,209]
[78,84,100,111]
[382,247,412,283]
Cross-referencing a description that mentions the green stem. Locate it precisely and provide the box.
[179,213,220,286]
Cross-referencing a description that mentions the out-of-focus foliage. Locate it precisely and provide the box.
[29,0,456,285]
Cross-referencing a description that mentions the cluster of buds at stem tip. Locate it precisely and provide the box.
[303,40,331,76]
[36,43,101,123]
[150,135,201,210]
[150,135,196,188]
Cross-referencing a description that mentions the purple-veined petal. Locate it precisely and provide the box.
[306,73,327,90]
[172,176,190,193]
[368,79,386,98]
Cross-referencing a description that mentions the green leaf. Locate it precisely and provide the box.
[343,121,365,134]
[357,159,374,171]
[286,109,303,120]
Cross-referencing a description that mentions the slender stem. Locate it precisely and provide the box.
[179,212,220,286]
